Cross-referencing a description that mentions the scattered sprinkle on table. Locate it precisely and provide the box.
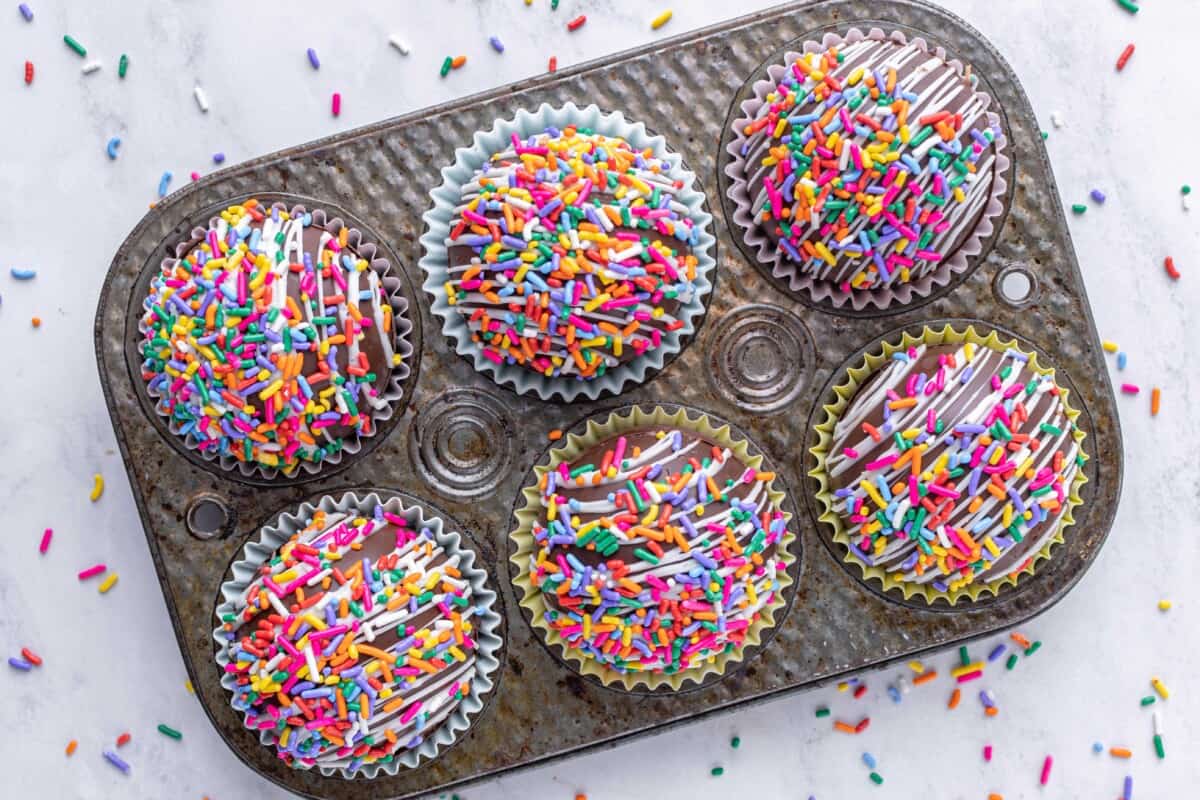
[30,315,41,328]
[1116,43,1135,71]
[90,473,104,501]
[1050,111,1064,128]
[652,9,674,29]
[18,3,32,22]
[1123,775,1133,800]
[331,92,341,117]
[116,732,131,747]
[1141,695,1156,706]
[1102,340,1119,353]
[63,34,86,57]
[730,736,740,749]
[868,772,883,785]
[81,60,101,75]
[815,707,830,718]
[451,55,466,69]
[1039,755,1053,785]
[8,656,33,671]
[306,47,320,69]
[106,137,121,160]
[1090,189,1106,204]
[1151,676,1169,699]
[389,34,410,55]
[103,750,131,775]
[548,55,558,72]
[118,53,128,78]
[948,688,961,709]
[78,564,106,580]
[157,171,172,197]
[65,740,77,757]
[439,56,453,77]
[983,744,993,761]
[547,429,563,441]
[21,647,42,666]
[1110,746,1132,758]
[567,14,587,31]
[1116,0,1139,13]
[710,766,724,777]
[24,60,33,85]
[193,85,209,112]
[1117,351,1127,370]
[38,527,52,553]
[1121,383,1140,395]
[10,268,36,280]
[862,752,876,768]
[1071,203,1086,215]
[1164,256,1180,280]
[913,670,937,686]
[489,35,504,53]
[98,572,119,594]
[1158,598,1171,611]
[212,152,225,164]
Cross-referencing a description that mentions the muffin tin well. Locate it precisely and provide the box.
[96,1,1121,798]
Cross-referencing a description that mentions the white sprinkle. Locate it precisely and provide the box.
[1050,111,1065,128]
[1184,194,1192,212]
[1152,709,1163,735]
[388,35,411,55]
[193,85,210,113]
[81,60,102,75]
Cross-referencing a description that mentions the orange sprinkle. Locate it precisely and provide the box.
[1151,387,1161,416]
[833,721,857,734]
[31,316,41,327]
[450,55,467,69]
[948,688,961,709]
[548,429,563,441]
[1110,747,1132,758]
[913,670,938,686]
[65,740,77,757]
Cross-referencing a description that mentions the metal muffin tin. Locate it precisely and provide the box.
[93,1,1122,797]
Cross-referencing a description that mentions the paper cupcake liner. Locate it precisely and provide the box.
[509,404,798,692]
[419,102,718,402]
[212,490,504,779]
[808,323,1088,605]
[139,201,415,481]
[724,28,1011,312]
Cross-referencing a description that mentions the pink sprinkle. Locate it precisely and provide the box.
[1121,383,1140,395]
[983,744,993,761]
[331,92,342,117]
[77,564,107,580]
[38,528,52,554]
[1040,755,1053,785]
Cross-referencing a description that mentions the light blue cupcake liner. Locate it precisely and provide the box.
[418,102,717,402]
[212,491,503,779]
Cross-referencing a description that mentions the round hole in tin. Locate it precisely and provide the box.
[186,494,231,540]
[411,388,515,500]
[708,304,815,414]
[995,264,1037,307]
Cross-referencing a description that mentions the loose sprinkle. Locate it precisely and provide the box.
[10,268,36,280]
[948,688,961,709]
[185,680,194,694]
[1110,746,1132,758]
[31,316,41,328]
[730,736,740,749]
[1141,695,1156,706]
[489,36,504,53]
[548,55,557,72]
[63,34,86,57]
[78,564,106,580]
[116,732,131,747]
[118,53,128,78]
[451,55,466,69]
[90,473,104,501]
[38,527,52,553]
[1121,383,1140,395]
[853,683,868,699]
[1050,111,1065,128]
[1090,189,1106,204]
[547,429,563,441]
[913,670,938,686]
[1151,387,1161,416]
[65,740,77,757]
[908,660,925,674]
[651,9,674,29]
[306,47,320,69]
[1025,641,1042,656]
[106,137,121,160]
[1158,598,1170,610]
[567,14,587,31]
[388,35,410,55]
[1117,352,1127,370]
[1116,43,1135,71]
[987,644,1007,662]
[193,85,209,112]
[1164,256,1180,280]
[868,772,883,785]
[157,171,172,198]
[81,60,101,75]
[1151,677,1168,699]
[983,744,993,761]
[18,3,32,21]
[190,171,200,181]
[710,766,724,777]
[8,657,32,671]
[1123,775,1133,800]
[1116,0,1139,13]
[1102,340,1119,353]
[98,572,119,593]
[212,152,225,164]
[862,752,877,768]
[24,60,33,85]
[103,750,131,775]
[331,92,341,117]
[21,647,41,666]
[1039,755,1053,785]
[1071,204,1086,215]
[815,707,830,718]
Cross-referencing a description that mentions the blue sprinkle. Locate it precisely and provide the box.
[10,268,36,280]
[489,35,505,53]
[8,657,32,670]
[103,750,131,775]
[862,752,877,769]
[1093,741,1104,753]
[106,136,121,160]
[1090,189,1106,204]
[158,171,172,198]
[1117,352,1127,370]
[306,47,320,69]
[212,152,226,164]
[887,685,901,703]
[18,3,32,22]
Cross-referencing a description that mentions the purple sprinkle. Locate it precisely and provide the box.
[1123,775,1133,800]
[489,35,505,53]
[987,643,1007,661]
[212,152,226,164]
[306,47,320,69]
[1090,189,1106,204]
[18,3,32,22]
[103,750,131,774]
[8,657,32,671]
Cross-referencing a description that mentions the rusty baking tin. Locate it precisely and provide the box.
[94,1,1122,797]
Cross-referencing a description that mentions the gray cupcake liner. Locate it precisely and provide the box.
[212,490,503,779]
[724,27,1011,312]
[138,201,414,480]
[418,102,717,402]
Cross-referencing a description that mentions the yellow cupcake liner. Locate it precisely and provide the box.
[509,405,798,691]
[808,323,1088,606]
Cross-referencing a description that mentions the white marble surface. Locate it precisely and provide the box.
[2,1,1196,798]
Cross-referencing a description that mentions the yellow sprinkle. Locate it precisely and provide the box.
[908,660,925,674]
[185,680,194,694]
[950,662,984,678]
[1158,599,1172,611]
[89,473,105,502]
[1151,677,1169,699]
[651,9,673,29]
[98,573,119,594]
[1102,340,1119,353]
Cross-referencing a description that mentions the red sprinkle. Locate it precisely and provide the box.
[1116,43,1135,71]
[24,60,33,85]
[21,647,42,666]
[1165,256,1181,280]
[548,56,558,73]
[567,14,587,31]
[331,92,341,117]
[116,732,131,747]
[854,717,871,733]
[853,684,867,699]
[38,527,52,554]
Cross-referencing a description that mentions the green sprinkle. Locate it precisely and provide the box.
[711,766,725,777]
[869,772,884,785]
[1183,185,1192,195]
[63,35,87,57]
[959,646,970,667]
[118,53,129,78]
[1041,131,1049,140]
[815,707,831,718]
[1071,204,1087,215]
[157,724,182,740]
[1005,653,1018,670]
[1141,696,1157,706]
[439,56,453,77]
[730,736,741,749]
[1024,641,1042,656]
[1116,0,1139,13]
[1154,733,1165,758]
